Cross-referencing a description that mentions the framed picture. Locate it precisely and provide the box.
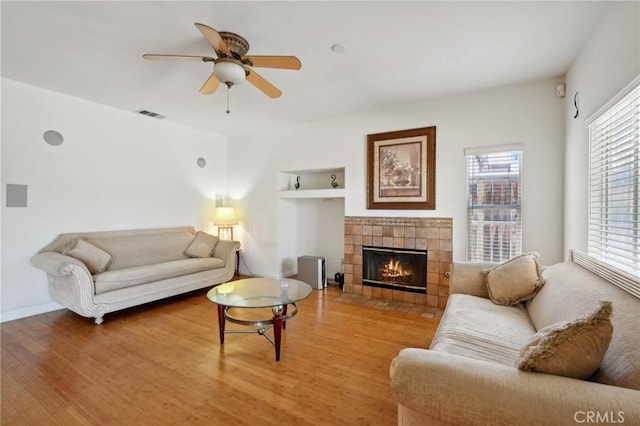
[367,126,436,209]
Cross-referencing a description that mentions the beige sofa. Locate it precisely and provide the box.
[31,226,240,324]
[390,251,639,425]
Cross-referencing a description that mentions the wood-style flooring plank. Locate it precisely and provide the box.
[1,285,438,425]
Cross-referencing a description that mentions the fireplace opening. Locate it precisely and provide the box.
[362,246,427,293]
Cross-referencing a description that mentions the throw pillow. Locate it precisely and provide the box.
[515,300,613,379]
[485,252,544,306]
[62,238,113,274]
[185,231,218,258]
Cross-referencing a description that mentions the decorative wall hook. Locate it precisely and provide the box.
[573,91,580,119]
[294,176,301,190]
[331,173,339,188]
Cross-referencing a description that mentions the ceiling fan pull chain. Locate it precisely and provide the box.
[226,85,231,114]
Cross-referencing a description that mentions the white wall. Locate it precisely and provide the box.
[227,77,566,278]
[1,78,228,321]
[564,2,640,256]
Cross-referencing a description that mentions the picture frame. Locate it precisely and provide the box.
[367,126,436,210]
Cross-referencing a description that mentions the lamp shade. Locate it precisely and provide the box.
[213,58,245,86]
[213,207,238,226]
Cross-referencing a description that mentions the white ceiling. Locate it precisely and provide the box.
[1,1,611,137]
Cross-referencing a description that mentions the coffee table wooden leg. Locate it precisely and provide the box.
[272,305,285,361]
[282,304,288,330]
[273,315,282,361]
[217,304,226,344]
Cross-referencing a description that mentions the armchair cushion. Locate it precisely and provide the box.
[62,238,113,274]
[516,300,613,379]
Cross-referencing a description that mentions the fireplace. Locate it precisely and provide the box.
[362,246,427,293]
[343,216,452,308]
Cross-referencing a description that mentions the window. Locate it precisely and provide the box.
[588,78,640,278]
[466,147,522,262]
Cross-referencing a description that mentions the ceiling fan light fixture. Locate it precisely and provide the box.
[213,58,246,86]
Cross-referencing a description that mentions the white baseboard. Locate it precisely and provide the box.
[237,267,290,280]
[0,302,63,323]
[256,272,285,280]
[281,269,297,278]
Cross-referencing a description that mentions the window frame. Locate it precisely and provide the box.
[587,76,640,278]
[465,145,523,263]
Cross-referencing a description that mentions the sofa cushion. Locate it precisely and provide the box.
[430,294,536,366]
[450,262,495,298]
[527,262,640,390]
[93,257,225,294]
[516,300,613,379]
[185,231,218,258]
[85,229,196,270]
[62,238,113,274]
[485,252,544,306]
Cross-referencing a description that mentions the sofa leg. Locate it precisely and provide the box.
[94,316,104,325]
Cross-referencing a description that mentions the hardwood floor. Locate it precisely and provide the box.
[1,284,439,425]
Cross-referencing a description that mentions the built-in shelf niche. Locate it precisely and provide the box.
[278,167,345,199]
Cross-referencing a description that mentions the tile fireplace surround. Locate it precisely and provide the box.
[343,216,452,309]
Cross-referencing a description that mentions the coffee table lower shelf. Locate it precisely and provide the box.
[216,303,299,361]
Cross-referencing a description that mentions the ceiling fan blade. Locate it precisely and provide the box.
[143,54,213,62]
[200,72,221,94]
[194,23,230,56]
[246,68,282,98]
[244,56,302,70]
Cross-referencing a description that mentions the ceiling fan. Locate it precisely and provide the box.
[143,23,302,110]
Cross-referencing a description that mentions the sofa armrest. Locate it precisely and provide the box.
[212,240,241,267]
[30,251,88,276]
[390,348,639,426]
[31,252,108,324]
[449,261,495,298]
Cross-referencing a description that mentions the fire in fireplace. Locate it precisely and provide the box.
[362,246,427,293]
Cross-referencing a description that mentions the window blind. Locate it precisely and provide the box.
[588,80,640,277]
[466,150,522,262]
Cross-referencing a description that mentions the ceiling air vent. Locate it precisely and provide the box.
[136,109,166,119]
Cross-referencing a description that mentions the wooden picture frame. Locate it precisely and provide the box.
[367,126,436,210]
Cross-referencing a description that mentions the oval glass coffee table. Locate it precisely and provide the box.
[207,277,313,361]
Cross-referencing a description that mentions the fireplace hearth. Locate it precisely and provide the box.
[363,246,427,293]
